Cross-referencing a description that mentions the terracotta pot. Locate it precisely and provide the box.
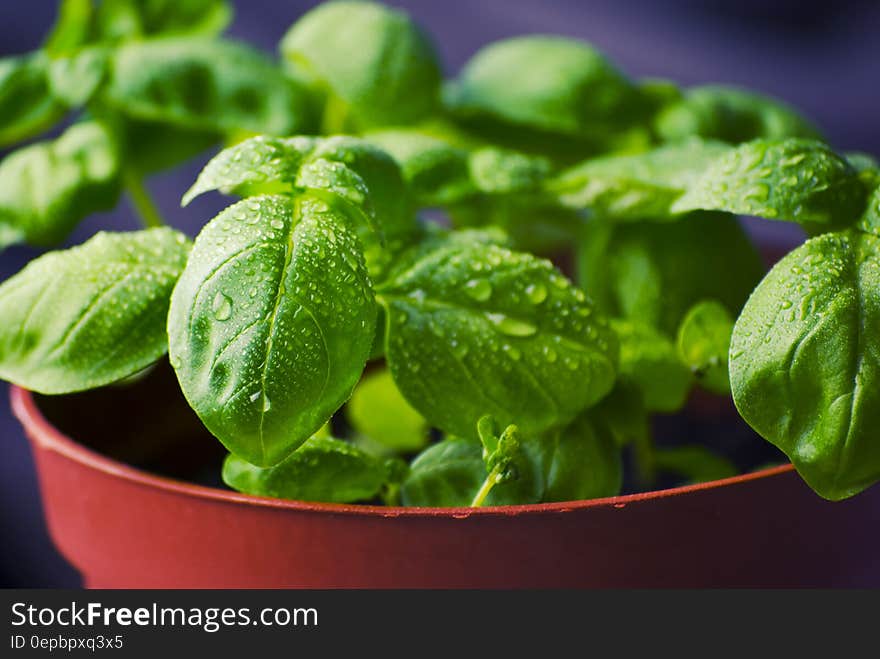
[12,385,880,588]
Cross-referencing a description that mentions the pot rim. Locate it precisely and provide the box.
[11,384,795,519]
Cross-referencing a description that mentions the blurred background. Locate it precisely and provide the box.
[1,0,879,587]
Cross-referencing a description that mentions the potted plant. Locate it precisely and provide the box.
[2,0,879,587]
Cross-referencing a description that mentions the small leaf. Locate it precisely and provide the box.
[44,0,94,56]
[103,37,316,136]
[730,230,880,500]
[346,368,428,454]
[378,233,618,439]
[591,380,649,447]
[47,46,109,106]
[654,445,738,484]
[447,35,646,139]
[0,121,121,249]
[550,138,730,220]
[400,436,485,507]
[0,53,67,147]
[168,195,376,467]
[182,135,415,247]
[540,412,622,501]
[673,138,866,226]
[676,299,734,395]
[222,435,391,503]
[579,212,764,335]
[655,85,820,144]
[611,319,692,412]
[0,228,190,394]
[280,1,441,129]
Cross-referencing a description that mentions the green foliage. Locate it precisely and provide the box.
[0,122,121,250]
[674,138,866,226]
[168,195,377,467]
[222,435,396,503]
[346,368,428,454]
[280,1,441,130]
[0,228,190,393]
[676,300,734,395]
[730,231,880,500]
[1,2,877,505]
[377,234,618,440]
[655,85,820,144]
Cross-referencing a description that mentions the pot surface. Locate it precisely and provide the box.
[12,384,880,588]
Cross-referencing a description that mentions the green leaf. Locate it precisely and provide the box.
[168,195,377,467]
[0,53,67,147]
[591,380,649,447]
[655,85,820,144]
[611,319,692,412]
[346,368,428,454]
[103,37,316,136]
[540,412,622,501]
[673,138,866,226]
[377,234,618,439]
[0,228,190,394]
[110,116,219,175]
[95,0,233,41]
[654,445,738,484]
[44,0,94,56]
[280,0,441,130]
[475,417,545,505]
[47,46,109,106]
[182,135,416,247]
[222,435,391,503]
[857,185,880,237]
[446,35,646,140]
[400,436,485,507]
[676,300,734,395]
[364,129,476,206]
[579,212,764,335]
[549,138,730,220]
[730,230,880,500]
[0,121,121,249]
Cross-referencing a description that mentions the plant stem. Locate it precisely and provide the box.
[633,430,657,488]
[470,465,503,507]
[124,170,166,228]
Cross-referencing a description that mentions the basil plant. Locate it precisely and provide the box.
[1,0,878,505]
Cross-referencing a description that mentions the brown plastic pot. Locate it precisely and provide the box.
[12,385,880,588]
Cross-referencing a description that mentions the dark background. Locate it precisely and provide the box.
[2,0,879,587]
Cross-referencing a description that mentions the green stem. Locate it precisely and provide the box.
[470,465,503,507]
[124,170,166,228]
[633,430,656,488]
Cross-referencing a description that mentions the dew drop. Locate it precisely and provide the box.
[485,312,537,337]
[212,292,232,321]
[525,283,548,305]
[464,279,492,302]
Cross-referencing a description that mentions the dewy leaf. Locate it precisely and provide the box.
[222,435,391,503]
[549,138,730,220]
[0,121,121,249]
[103,38,316,136]
[0,228,190,394]
[280,1,442,129]
[377,235,618,439]
[0,53,67,147]
[346,368,428,454]
[673,138,866,226]
[676,299,734,395]
[730,230,880,500]
[540,412,622,501]
[182,135,416,246]
[467,147,551,195]
[655,85,820,144]
[580,212,764,335]
[168,195,376,467]
[446,35,646,139]
[611,320,692,412]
